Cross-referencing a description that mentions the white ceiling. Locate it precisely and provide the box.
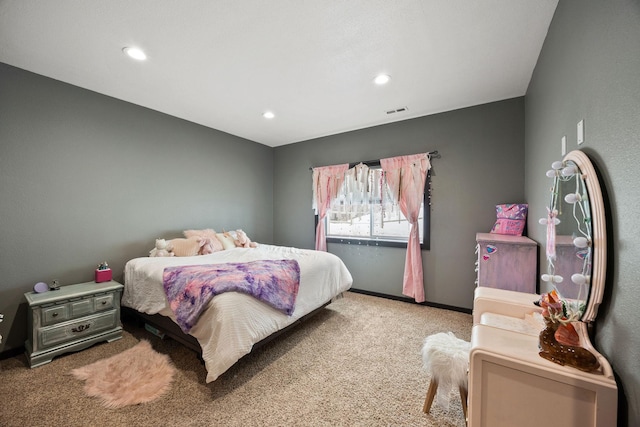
[0,0,558,147]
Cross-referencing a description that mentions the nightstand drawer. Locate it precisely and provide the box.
[70,298,94,317]
[39,310,119,348]
[94,293,114,311]
[42,304,70,325]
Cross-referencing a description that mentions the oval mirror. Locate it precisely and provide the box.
[540,150,606,323]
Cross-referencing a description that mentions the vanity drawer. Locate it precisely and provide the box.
[42,304,70,325]
[39,310,119,348]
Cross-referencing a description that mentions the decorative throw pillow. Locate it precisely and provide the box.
[183,229,223,254]
[216,232,237,250]
[169,237,202,257]
[184,228,215,240]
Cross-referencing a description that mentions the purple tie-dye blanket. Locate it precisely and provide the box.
[163,259,300,333]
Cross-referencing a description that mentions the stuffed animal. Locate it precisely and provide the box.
[149,238,174,257]
[234,229,258,248]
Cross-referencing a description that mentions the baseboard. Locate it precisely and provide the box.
[348,288,472,314]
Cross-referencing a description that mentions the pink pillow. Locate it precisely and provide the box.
[183,229,224,254]
[184,228,216,239]
[169,237,202,257]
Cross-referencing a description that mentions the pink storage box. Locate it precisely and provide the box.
[490,218,525,236]
[495,203,528,220]
[95,268,112,283]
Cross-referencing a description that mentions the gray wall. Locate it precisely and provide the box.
[525,0,640,424]
[274,97,526,309]
[0,63,274,353]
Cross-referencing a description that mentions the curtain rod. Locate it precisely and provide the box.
[309,150,440,171]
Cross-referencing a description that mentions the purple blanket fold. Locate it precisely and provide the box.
[163,259,300,333]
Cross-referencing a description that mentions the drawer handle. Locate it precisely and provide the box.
[52,312,58,317]
[101,301,107,305]
[72,324,91,333]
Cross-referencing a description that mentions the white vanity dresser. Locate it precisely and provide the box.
[467,151,618,427]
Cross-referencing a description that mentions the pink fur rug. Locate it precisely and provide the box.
[71,340,176,408]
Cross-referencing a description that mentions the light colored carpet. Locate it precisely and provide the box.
[71,339,176,408]
[0,291,472,426]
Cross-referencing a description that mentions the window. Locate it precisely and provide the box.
[322,164,431,249]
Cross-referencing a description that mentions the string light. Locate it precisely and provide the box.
[571,273,589,286]
[538,216,560,225]
[541,274,564,283]
[573,236,589,248]
[564,193,583,204]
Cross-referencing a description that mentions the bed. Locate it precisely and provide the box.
[121,244,353,382]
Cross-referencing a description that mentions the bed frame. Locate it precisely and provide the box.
[121,302,331,355]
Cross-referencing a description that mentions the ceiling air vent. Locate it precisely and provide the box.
[386,107,408,115]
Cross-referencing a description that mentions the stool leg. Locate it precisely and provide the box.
[423,378,439,414]
[459,385,468,424]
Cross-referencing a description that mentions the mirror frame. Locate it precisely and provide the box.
[561,150,607,323]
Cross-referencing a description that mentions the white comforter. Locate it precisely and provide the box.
[122,244,353,382]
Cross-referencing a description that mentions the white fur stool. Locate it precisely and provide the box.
[421,332,471,421]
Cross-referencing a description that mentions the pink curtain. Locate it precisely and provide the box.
[380,153,431,303]
[312,164,349,251]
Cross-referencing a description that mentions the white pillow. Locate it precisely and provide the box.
[216,233,237,250]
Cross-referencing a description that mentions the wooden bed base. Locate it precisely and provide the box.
[121,301,331,355]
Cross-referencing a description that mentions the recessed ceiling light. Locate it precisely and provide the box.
[374,74,391,85]
[263,111,275,119]
[123,47,147,61]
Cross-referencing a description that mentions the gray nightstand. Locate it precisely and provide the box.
[24,280,123,368]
